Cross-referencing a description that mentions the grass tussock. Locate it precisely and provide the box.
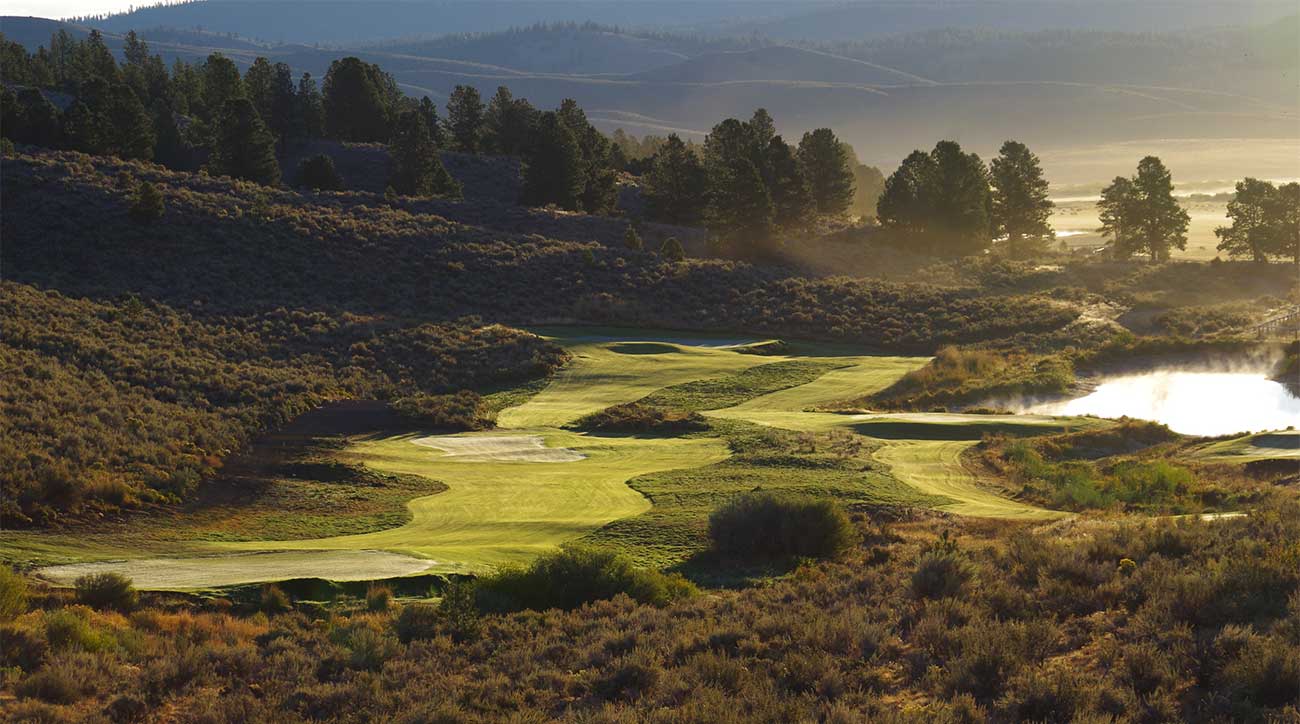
[865,346,1074,410]
[569,401,709,434]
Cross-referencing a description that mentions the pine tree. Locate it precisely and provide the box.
[522,111,584,209]
[244,57,275,128]
[209,97,281,185]
[297,154,344,191]
[1215,178,1278,263]
[928,140,992,257]
[990,140,1054,258]
[1272,183,1300,266]
[16,88,63,148]
[129,180,165,223]
[104,83,155,160]
[323,57,396,142]
[797,128,855,217]
[418,96,445,147]
[61,99,103,154]
[877,149,939,237]
[201,54,245,125]
[446,85,485,153]
[642,134,707,226]
[1097,176,1138,259]
[1129,156,1190,262]
[764,136,813,233]
[151,99,191,170]
[483,86,536,156]
[704,118,773,251]
[388,110,461,198]
[294,73,325,138]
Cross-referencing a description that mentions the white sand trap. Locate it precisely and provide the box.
[37,550,436,590]
[412,434,586,463]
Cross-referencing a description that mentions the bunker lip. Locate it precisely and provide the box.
[412,434,587,462]
[35,550,437,590]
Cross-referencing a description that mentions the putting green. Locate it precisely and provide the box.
[1189,429,1300,463]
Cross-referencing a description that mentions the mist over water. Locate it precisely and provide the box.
[1027,370,1300,437]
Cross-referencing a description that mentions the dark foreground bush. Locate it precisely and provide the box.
[708,492,857,559]
[571,402,708,434]
[297,154,345,191]
[391,391,493,431]
[74,572,137,612]
[476,546,698,613]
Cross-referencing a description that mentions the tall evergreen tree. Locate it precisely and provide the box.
[151,99,191,170]
[15,88,63,148]
[556,98,618,214]
[877,149,938,237]
[446,85,485,153]
[928,140,992,256]
[1128,156,1190,262]
[103,83,155,160]
[201,54,244,124]
[61,99,103,153]
[1097,176,1138,259]
[989,140,1054,258]
[1272,182,1300,266]
[209,97,281,185]
[704,117,774,251]
[417,96,445,148]
[483,86,536,156]
[323,57,396,142]
[521,111,583,210]
[764,136,814,233]
[1215,178,1279,263]
[797,128,855,217]
[243,57,276,127]
[642,134,707,226]
[267,63,297,140]
[878,141,990,256]
[388,109,461,198]
[294,73,325,138]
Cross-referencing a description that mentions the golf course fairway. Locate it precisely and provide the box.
[29,327,1091,588]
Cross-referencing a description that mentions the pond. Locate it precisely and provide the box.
[1027,370,1300,437]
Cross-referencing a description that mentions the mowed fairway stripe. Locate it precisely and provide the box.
[873,440,1068,520]
[219,430,730,572]
[498,334,772,429]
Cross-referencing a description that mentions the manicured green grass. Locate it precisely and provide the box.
[640,360,849,412]
[218,430,731,573]
[1190,430,1300,462]
[18,327,1095,589]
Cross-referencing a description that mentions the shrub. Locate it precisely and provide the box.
[912,550,975,600]
[44,609,114,652]
[476,546,698,613]
[365,585,392,612]
[571,401,708,434]
[74,572,137,612]
[393,603,441,644]
[128,181,164,223]
[1217,636,1300,709]
[260,584,292,614]
[298,154,344,191]
[16,665,81,704]
[391,391,493,430]
[659,236,685,262]
[623,224,643,251]
[707,492,856,559]
[437,580,481,642]
[0,567,29,621]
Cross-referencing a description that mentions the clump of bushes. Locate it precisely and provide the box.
[707,492,857,559]
[73,572,137,612]
[570,401,708,434]
[0,567,28,621]
[128,181,165,223]
[391,390,493,430]
[297,154,345,191]
[475,546,697,613]
[911,532,974,599]
[867,346,1073,410]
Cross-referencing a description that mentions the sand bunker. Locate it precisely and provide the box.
[412,435,586,463]
[37,550,436,590]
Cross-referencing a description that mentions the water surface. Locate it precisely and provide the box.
[1029,371,1300,436]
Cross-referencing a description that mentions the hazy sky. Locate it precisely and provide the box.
[6,1,139,19]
